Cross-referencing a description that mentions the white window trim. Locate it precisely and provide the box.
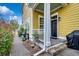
[38,15,44,29]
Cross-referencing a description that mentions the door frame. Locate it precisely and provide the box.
[51,12,59,38]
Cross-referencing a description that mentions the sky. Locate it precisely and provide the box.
[0,3,22,25]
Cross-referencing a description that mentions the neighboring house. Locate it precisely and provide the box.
[22,3,79,50]
[22,3,27,28]
[22,3,34,41]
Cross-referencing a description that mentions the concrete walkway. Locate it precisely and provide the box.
[10,35,31,56]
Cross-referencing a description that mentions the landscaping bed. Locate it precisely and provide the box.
[23,40,41,55]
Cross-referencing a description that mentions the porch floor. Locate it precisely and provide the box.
[50,38,66,46]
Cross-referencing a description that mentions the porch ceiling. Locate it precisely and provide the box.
[35,3,62,13]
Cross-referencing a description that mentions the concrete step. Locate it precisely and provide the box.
[48,43,67,56]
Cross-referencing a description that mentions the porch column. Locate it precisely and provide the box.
[44,3,51,48]
[29,8,33,41]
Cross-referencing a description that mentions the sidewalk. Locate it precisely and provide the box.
[10,35,31,56]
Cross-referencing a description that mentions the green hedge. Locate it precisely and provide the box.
[0,28,13,56]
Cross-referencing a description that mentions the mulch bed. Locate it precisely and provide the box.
[23,40,41,55]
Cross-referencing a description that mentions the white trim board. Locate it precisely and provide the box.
[38,15,44,29]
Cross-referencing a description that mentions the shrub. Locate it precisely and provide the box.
[0,28,13,56]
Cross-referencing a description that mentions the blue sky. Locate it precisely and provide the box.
[0,3,22,25]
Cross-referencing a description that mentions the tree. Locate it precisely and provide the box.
[10,19,19,32]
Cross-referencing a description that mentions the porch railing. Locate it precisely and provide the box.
[32,29,44,42]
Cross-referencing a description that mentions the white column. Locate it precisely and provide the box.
[44,3,51,48]
[29,8,33,41]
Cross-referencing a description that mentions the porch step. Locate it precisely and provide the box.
[48,43,67,56]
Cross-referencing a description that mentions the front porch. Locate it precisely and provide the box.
[27,3,67,48]
[26,3,68,55]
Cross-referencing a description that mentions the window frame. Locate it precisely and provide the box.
[38,15,44,29]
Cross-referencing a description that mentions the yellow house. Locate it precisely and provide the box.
[22,3,79,50]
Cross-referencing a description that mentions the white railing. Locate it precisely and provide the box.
[32,29,44,42]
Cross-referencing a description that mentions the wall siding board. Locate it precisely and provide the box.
[57,3,79,37]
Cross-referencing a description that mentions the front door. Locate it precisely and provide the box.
[51,15,57,38]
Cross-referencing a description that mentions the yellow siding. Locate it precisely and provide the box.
[57,4,79,37]
[33,10,43,29]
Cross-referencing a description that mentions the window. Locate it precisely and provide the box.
[38,16,44,42]
[39,17,44,29]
